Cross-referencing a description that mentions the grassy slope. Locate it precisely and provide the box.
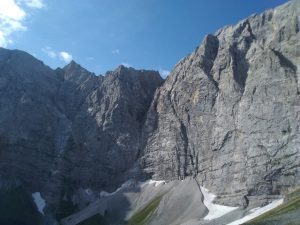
[244,188,300,225]
[126,194,164,225]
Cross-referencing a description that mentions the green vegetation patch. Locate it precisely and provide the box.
[126,194,164,225]
[285,188,300,201]
[0,186,42,225]
[244,188,300,225]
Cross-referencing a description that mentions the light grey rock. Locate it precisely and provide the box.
[141,0,300,207]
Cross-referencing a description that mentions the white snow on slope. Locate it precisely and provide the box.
[226,199,283,225]
[32,192,46,215]
[139,179,166,188]
[200,187,238,220]
[100,181,131,197]
[100,179,166,197]
[147,179,166,187]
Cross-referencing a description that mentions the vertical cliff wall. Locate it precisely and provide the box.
[141,0,300,207]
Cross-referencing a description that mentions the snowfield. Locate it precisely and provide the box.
[64,179,284,225]
[32,192,46,215]
[226,199,284,225]
[99,179,166,197]
[200,186,238,220]
[140,179,166,188]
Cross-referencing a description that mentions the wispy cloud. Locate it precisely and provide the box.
[121,62,132,68]
[112,49,120,54]
[0,0,45,47]
[42,46,56,58]
[85,56,95,61]
[159,69,170,78]
[42,46,73,63]
[20,0,45,9]
[59,51,73,63]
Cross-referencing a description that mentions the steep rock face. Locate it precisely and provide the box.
[0,48,62,189]
[65,65,163,191]
[44,65,163,214]
[141,0,300,207]
[0,49,163,214]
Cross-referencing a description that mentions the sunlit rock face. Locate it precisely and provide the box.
[141,0,300,207]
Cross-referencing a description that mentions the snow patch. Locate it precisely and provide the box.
[139,179,166,188]
[200,187,238,220]
[226,199,283,225]
[100,180,134,197]
[99,179,165,198]
[148,180,166,187]
[32,192,46,215]
[100,186,123,197]
[249,207,260,213]
[100,190,113,197]
[85,188,93,195]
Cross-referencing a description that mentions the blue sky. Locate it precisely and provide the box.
[0,0,289,77]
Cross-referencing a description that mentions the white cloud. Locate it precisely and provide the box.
[42,47,73,64]
[59,51,73,63]
[0,0,26,20]
[121,62,132,68]
[159,69,170,78]
[112,49,120,54]
[42,46,57,58]
[21,0,45,9]
[0,0,44,47]
[0,32,5,45]
[85,56,95,61]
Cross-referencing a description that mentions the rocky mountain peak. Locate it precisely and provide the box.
[0,48,54,79]
[0,1,299,225]
[62,60,99,84]
[108,64,162,80]
[0,47,164,218]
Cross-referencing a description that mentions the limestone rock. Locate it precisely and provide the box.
[0,49,163,213]
[141,0,300,207]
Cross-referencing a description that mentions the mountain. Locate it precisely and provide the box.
[141,0,300,208]
[0,1,299,225]
[0,48,163,222]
